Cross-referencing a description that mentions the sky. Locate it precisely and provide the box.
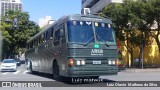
[21,0,81,23]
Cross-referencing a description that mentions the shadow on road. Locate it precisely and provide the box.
[28,71,54,80]
[1,71,17,72]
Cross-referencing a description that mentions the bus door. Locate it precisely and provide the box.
[59,24,67,74]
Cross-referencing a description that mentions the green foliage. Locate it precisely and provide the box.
[100,0,160,67]
[101,0,160,49]
[0,10,40,58]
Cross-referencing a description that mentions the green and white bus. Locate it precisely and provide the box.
[25,14,118,80]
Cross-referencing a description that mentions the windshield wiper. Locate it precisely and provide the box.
[95,33,110,47]
[69,42,86,46]
[83,36,94,46]
[104,42,110,47]
[68,36,94,46]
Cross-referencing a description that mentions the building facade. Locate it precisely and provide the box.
[1,0,22,16]
[81,0,123,14]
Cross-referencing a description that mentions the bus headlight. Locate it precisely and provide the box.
[76,60,85,66]
[108,60,112,65]
[108,60,116,65]
[112,60,116,65]
[81,60,85,65]
[76,60,81,66]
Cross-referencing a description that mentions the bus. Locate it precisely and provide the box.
[25,14,118,80]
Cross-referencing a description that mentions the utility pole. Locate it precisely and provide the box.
[127,22,131,68]
[141,32,145,69]
[142,41,144,69]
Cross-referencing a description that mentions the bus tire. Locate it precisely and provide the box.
[28,62,33,74]
[53,61,60,80]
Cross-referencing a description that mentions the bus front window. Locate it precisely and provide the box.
[95,22,115,43]
[67,21,95,44]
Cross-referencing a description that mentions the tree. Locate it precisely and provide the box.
[100,0,156,67]
[0,10,40,58]
[100,1,138,67]
[144,0,160,52]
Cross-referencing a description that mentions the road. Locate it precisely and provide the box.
[1,64,160,90]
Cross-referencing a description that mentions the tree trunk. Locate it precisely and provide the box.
[128,44,134,68]
[130,47,134,68]
[155,31,160,52]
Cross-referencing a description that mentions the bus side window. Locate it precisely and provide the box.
[29,42,31,48]
[61,26,66,45]
[47,30,52,41]
[49,29,52,40]
[34,39,35,47]
[41,33,45,43]
[31,41,33,48]
[34,39,36,46]
[34,38,37,46]
[45,31,48,42]
[38,36,41,45]
[54,29,60,46]
[36,38,38,46]
[50,28,53,39]
[34,39,36,47]
[27,43,29,49]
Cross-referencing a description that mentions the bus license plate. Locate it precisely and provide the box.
[93,61,101,64]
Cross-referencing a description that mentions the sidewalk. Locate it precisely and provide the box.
[123,68,160,72]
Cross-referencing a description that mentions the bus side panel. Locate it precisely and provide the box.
[58,45,68,77]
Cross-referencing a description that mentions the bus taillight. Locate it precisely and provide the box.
[68,59,74,67]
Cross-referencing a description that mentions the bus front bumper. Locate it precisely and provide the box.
[67,66,118,77]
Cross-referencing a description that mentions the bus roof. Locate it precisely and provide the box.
[27,14,112,43]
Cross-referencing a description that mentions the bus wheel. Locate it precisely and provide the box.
[28,62,33,74]
[53,61,60,80]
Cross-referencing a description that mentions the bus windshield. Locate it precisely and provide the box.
[67,21,115,45]
[67,21,94,44]
[94,22,115,43]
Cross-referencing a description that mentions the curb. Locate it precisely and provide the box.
[123,68,160,72]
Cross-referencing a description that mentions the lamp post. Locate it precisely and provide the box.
[141,32,145,69]
[126,22,131,68]
[6,17,18,59]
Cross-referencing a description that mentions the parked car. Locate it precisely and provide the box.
[0,59,17,72]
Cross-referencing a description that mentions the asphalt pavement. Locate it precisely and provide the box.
[1,64,160,90]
